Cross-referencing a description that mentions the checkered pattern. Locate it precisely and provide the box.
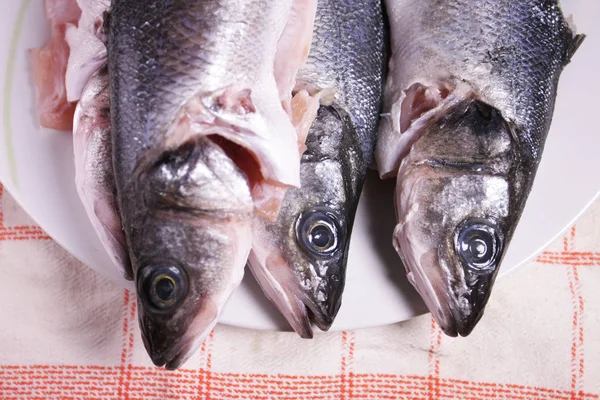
[1,182,599,400]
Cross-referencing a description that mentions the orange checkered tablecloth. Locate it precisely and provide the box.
[1,182,599,400]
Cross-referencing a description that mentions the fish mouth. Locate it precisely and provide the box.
[402,255,480,337]
[247,251,344,337]
[139,298,220,370]
[308,290,342,332]
[140,319,215,370]
[394,226,484,337]
[248,252,313,338]
[405,263,486,337]
[143,335,197,371]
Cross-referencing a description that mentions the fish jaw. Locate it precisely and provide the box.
[247,250,313,338]
[248,219,346,336]
[393,221,457,336]
[139,295,219,370]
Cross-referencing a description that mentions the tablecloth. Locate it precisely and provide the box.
[1,182,599,400]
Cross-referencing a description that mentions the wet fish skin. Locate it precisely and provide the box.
[249,0,386,336]
[107,0,300,369]
[108,0,301,189]
[377,0,584,336]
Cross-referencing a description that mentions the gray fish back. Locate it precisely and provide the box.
[107,0,288,179]
[299,0,386,164]
[389,0,582,161]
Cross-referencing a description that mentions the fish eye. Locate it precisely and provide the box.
[455,220,502,270]
[137,264,188,311]
[295,208,341,256]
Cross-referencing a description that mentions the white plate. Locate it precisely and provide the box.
[1,0,598,332]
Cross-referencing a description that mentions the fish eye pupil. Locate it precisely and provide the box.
[155,276,175,301]
[457,221,501,270]
[138,265,188,311]
[310,225,332,248]
[295,209,342,256]
[464,238,488,260]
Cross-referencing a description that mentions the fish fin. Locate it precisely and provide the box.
[565,34,586,64]
[274,0,318,112]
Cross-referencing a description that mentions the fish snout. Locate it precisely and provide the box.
[448,271,495,337]
[309,271,344,332]
[137,294,220,370]
[141,330,195,370]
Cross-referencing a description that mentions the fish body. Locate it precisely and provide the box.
[106,0,315,368]
[249,0,386,336]
[376,0,584,336]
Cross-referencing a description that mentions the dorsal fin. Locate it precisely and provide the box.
[565,34,586,64]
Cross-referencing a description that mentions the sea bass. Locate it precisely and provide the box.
[249,0,386,337]
[105,0,316,369]
[375,0,584,336]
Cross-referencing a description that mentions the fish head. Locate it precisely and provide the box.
[250,106,362,336]
[129,137,253,369]
[394,97,527,337]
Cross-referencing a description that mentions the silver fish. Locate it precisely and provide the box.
[249,0,386,337]
[375,0,584,336]
[106,0,315,369]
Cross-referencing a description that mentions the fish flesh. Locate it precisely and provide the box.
[30,0,81,130]
[106,0,316,369]
[376,0,584,336]
[249,0,386,337]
